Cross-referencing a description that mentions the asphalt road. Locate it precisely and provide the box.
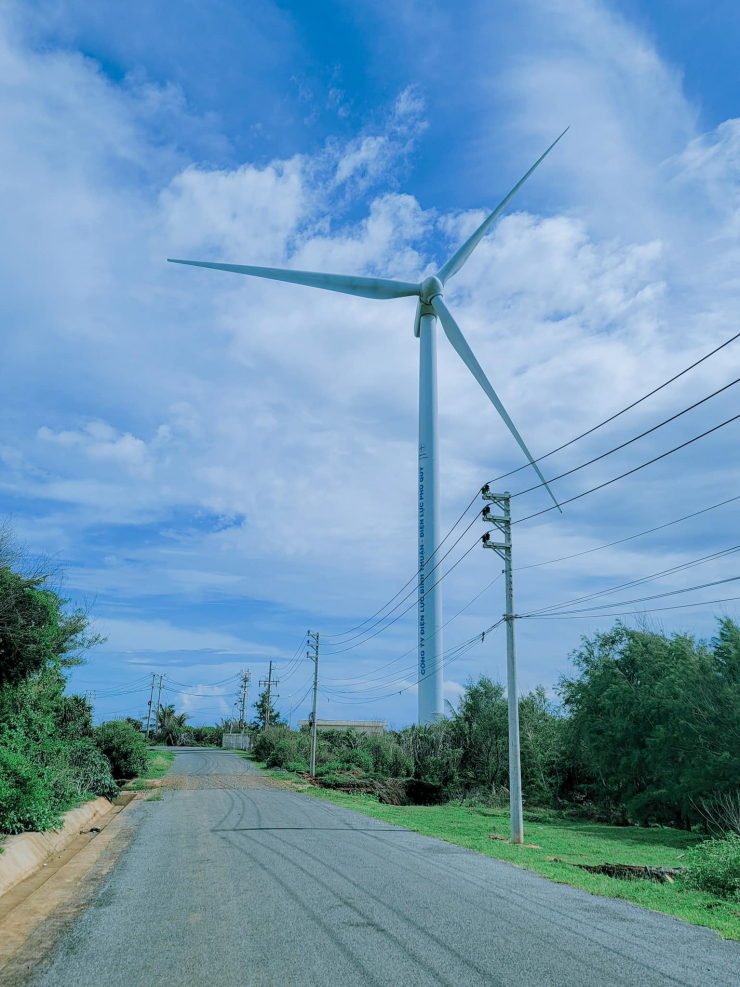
[27,750,740,986]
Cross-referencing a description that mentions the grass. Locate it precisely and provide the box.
[125,750,176,791]
[256,765,740,940]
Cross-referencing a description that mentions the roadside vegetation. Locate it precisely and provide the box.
[0,527,177,839]
[0,530,118,836]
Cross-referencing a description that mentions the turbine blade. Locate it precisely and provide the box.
[431,295,561,511]
[168,259,420,301]
[437,127,569,285]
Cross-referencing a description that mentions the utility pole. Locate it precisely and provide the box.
[155,674,166,734]
[259,661,279,730]
[145,673,156,739]
[237,670,251,731]
[481,487,524,845]
[85,690,96,706]
[307,631,320,776]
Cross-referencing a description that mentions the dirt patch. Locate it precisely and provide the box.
[548,859,684,884]
[161,772,287,791]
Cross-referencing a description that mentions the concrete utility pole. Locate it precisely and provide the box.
[236,670,251,731]
[145,673,156,739]
[155,674,166,733]
[481,487,524,845]
[307,631,320,776]
[259,662,279,730]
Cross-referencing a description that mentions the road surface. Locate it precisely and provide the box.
[20,750,740,986]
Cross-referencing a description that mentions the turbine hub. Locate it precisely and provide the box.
[420,276,443,304]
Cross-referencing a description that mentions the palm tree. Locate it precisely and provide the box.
[156,704,189,746]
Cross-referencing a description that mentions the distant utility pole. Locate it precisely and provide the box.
[481,487,524,845]
[307,631,320,776]
[259,661,279,730]
[145,673,157,739]
[155,674,166,732]
[237,670,251,731]
[288,695,293,730]
[85,690,96,706]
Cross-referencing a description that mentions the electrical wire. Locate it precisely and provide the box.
[320,624,502,704]
[323,536,482,656]
[524,543,740,617]
[322,621,502,696]
[322,573,503,686]
[512,374,740,500]
[526,574,740,618]
[324,510,484,649]
[524,592,740,621]
[484,328,740,488]
[516,493,740,571]
[511,410,740,527]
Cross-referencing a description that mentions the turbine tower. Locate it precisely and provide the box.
[169,130,566,725]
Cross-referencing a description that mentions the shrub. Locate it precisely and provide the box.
[0,745,60,834]
[65,742,118,801]
[95,720,148,779]
[285,760,309,773]
[315,761,344,776]
[681,833,740,901]
[251,726,292,763]
[340,749,374,774]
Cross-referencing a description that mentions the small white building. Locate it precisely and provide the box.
[297,719,387,736]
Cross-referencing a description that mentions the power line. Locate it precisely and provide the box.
[516,493,740,571]
[511,410,740,527]
[323,536,482,655]
[324,510,484,649]
[322,622,502,697]
[524,543,740,617]
[485,327,740,488]
[512,375,740,501]
[524,593,740,621]
[322,573,503,686]
[526,574,740,619]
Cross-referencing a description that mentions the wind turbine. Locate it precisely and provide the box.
[169,129,567,725]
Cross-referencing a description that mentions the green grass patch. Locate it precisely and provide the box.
[262,772,740,939]
[141,750,176,779]
[124,750,177,790]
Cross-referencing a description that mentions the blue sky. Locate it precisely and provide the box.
[2,0,740,726]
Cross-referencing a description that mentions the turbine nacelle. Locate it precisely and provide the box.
[420,276,443,304]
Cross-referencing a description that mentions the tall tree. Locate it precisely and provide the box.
[250,688,282,731]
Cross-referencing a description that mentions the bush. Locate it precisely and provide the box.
[65,742,118,801]
[681,833,740,901]
[285,760,309,773]
[95,720,148,779]
[315,760,344,777]
[251,726,292,763]
[0,745,60,834]
[340,749,374,774]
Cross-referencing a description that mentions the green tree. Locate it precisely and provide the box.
[0,566,102,687]
[250,689,283,731]
[447,677,508,792]
[558,620,740,828]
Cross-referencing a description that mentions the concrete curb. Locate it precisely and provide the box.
[0,797,112,899]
